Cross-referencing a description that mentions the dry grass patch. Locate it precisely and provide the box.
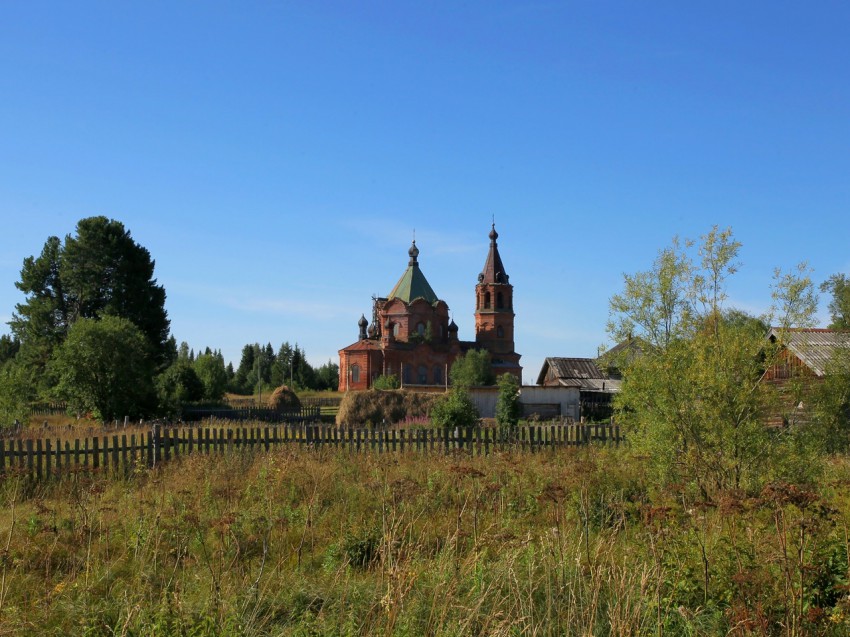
[1,449,850,635]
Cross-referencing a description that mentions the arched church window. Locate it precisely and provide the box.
[351,364,360,384]
[497,292,504,309]
[484,292,491,309]
[417,322,425,336]
[392,323,400,337]
[418,365,428,384]
[433,365,443,385]
[497,325,504,338]
[403,364,412,385]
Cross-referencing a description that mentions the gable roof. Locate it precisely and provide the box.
[537,357,621,390]
[768,327,850,377]
[537,357,604,385]
[596,336,650,378]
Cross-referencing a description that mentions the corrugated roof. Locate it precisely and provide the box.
[557,377,621,391]
[537,357,605,385]
[768,328,850,377]
[597,337,649,362]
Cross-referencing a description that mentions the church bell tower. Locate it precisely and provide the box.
[475,224,521,378]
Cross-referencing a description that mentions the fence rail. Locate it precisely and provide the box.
[0,423,621,482]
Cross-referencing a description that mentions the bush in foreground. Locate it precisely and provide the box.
[430,387,479,428]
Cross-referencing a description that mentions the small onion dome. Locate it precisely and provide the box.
[358,314,368,328]
[448,319,458,333]
[408,240,420,265]
[489,224,498,243]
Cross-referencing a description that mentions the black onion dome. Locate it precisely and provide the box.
[408,240,420,265]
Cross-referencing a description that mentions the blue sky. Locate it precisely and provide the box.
[1,1,849,384]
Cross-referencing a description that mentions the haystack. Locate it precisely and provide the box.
[268,385,301,413]
[336,389,439,426]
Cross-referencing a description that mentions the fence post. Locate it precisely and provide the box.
[111,435,119,476]
[152,423,161,467]
[55,438,62,479]
[35,439,43,481]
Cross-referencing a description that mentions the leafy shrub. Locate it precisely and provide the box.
[495,373,520,428]
[430,388,479,428]
[342,528,381,569]
[371,374,400,390]
[156,360,204,415]
[450,350,495,388]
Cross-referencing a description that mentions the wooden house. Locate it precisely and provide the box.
[536,357,620,421]
[764,328,850,382]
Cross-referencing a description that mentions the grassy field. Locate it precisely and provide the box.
[1,445,849,636]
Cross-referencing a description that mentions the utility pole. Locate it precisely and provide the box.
[256,347,262,406]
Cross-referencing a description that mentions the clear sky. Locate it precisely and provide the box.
[1,1,849,384]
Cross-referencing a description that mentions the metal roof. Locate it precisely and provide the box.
[387,265,439,304]
[556,377,621,391]
[768,328,850,377]
[387,241,440,304]
[537,357,605,385]
[479,224,509,284]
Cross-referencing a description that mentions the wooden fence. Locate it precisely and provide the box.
[182,406,321,423]
[28,402,68,417]
[0,422,621,482]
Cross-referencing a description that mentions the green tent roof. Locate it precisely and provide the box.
[388,264,439,304]
[388,240,439,304]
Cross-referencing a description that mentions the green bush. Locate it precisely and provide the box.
[430,388,479,428]
[495,373,520,428]
[371,374,400,390]
[450,350,495,388]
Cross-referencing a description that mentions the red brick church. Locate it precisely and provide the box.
[338,225,522,390]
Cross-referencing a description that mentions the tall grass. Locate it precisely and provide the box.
[1,446,849,635]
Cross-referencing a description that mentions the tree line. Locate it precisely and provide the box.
[0,217,338,425]
[227,341,338,395]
